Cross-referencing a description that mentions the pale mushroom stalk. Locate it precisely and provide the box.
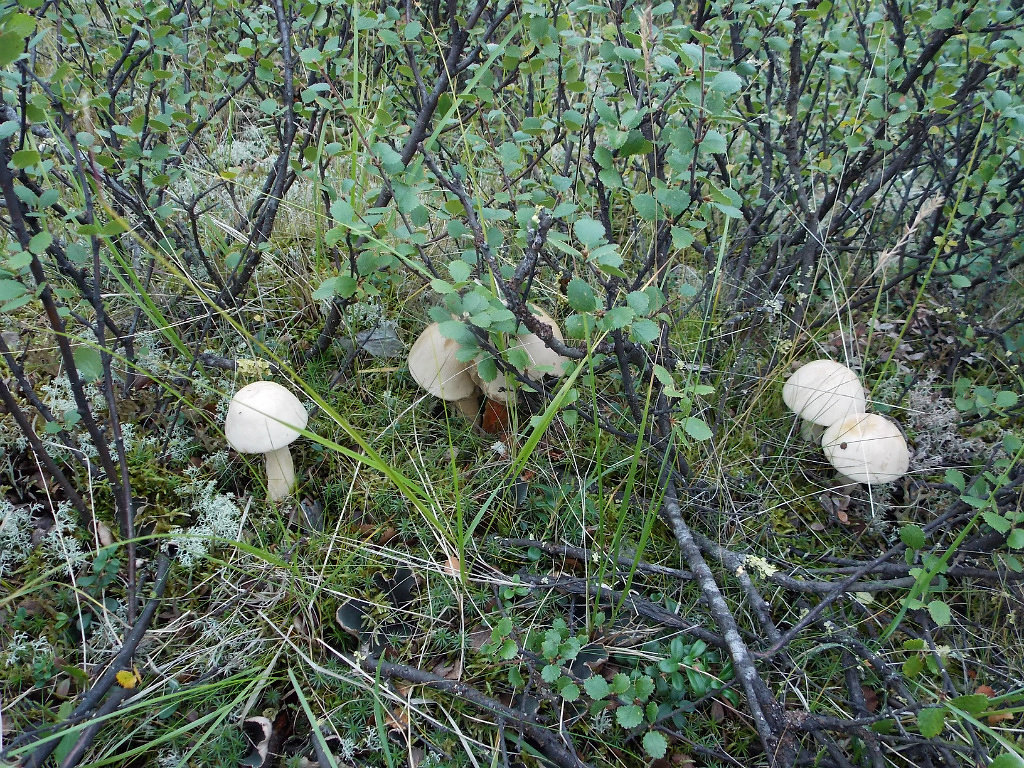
[264,446,296,501]
[453,394,481,421]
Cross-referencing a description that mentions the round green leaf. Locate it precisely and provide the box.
[566,278,597,312]
[682,417,712,441]
[642,731,668,759]
[927,600,951,627]
[615,704,643,729]
[709,70,742,94]
[573,217,605,248]
[73,347,103,382]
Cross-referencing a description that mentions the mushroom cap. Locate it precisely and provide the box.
[821,413,910,485]
[408,323,477,401]
[468,362,511,403]
[224,381,308,454]
[782,360,866,426]
[510,306,570,380]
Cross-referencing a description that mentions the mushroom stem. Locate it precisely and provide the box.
[453,394,481,422]
[264,446,296,501]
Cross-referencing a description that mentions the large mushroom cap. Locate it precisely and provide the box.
[510,306,570,380]
[224,381,308,454]
[408,323,477,401]
[821,413,909,485]
[782,360,866,426]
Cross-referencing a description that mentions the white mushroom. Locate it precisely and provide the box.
[224,381,308,501]
[782,359,866,427]
[468,363,511,403]
[408,323,480,419]
[509,306,570,382]
[821,413,910,485]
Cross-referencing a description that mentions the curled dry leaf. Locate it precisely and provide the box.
[430,658,463,681]
[861,685,879,713]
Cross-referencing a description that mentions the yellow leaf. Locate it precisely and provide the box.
[116,670,137,689]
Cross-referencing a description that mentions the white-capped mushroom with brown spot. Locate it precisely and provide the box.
[782,359,866,427]
[224,381,308,501]
[408,322,480,420]
[821,413,910,485]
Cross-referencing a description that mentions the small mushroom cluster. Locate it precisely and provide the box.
[782,360,910,485]
[408,307,569,422]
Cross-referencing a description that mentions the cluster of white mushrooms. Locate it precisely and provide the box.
[407,306,569,422]
[782,360,910,485]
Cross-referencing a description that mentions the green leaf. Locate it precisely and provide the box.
[900,524,926,550]
[610,673,630,694]
[73,347,103,382]
[995,390,1018,409]
[11,149,39,169]
[682,417,712,441]
[475,356,497,383]
[584,675,610,700]
[916,707,945,738]
[632,192,658,221]
[542,664,561,683]
[630,318,660,344]
[601,306,634,331]
[927,600,951,627]
[0,32,23,66]
[699,130,726,154]
[989,754,1024,768]
[618,130,653,157]
[949,274,971,288]
[616,704,643,729]
[566,279,597,312]
[28,231,51,254]
[902,654,923,678]
[949,694,990,715]
[633,675,655,700]
[447,260,472,283]
[1007,529,1024,549]
[312,276,357,300]
[709,71,742,94]
[498,638,518,660]
[0,279,27,301]
[560,682,580,702]
[929,8,955,29]
[6,13,36,37]
[870,718,895,734]
[642,731,668,759]
[983,510,1011,534]
[573,217,605,248]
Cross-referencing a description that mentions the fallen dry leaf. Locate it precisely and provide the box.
[861,686,879,713]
